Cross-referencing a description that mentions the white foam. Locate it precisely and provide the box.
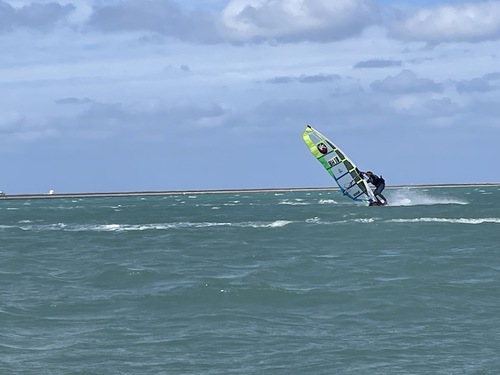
[388,188,468,206]
[267,220,293,228]
[306,217,320,223]
[279,200,309,205]
[318,199,338,205]
[13,219,298,232]
[390,218,500,225]
[353,218,376,223]
[246,220,294,228]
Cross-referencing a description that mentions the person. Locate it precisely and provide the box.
[361,170,387,205]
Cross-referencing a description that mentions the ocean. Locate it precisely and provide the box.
[1,185,499,374]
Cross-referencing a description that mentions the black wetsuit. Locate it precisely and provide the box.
[367,173,387,203]
[367,174,384,188]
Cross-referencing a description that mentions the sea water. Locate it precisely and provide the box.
[1,186,499,374]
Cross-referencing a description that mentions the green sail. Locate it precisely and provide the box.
[302,125,375,203]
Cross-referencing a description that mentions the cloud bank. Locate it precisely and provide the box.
[2,0,500,44]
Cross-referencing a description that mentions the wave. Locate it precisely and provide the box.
[1,220,297,232]
[4,214,499,233]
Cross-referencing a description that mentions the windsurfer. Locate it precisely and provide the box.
[361,171,387,205]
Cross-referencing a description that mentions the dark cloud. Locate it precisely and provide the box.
[56,97,94,105]
[0,1,74,32]
[456,78,495,94]
[424,97,460,117]
[89,0,181,33]
[30,99,229,147]
[354,59,403,69]
[371,69,443,93]
[265,76,294,84]
[483,72,500,81]
[76,100,228,133]
[299,74,340,83]
[455,72,500,94]
[265,74,340,84]
[88,0,219,43]
[0,2,15,31]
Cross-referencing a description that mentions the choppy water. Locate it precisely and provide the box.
[1,186,500,374]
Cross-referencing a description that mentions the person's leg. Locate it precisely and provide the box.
[374,183,387,203]
[374,182,385,196]
[377,193,387,203]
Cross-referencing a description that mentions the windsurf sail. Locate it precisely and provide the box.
[302,125,376,204]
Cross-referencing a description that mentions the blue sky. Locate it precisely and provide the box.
[1,0,499,194]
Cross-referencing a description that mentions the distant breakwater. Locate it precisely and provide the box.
[1,183,499,201]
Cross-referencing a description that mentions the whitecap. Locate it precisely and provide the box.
[244,220,294,228]
[306,217,320,223]
[278,200,308,205]
[353,218,376,223]
[318,199,338,205]
[390,218,500,225]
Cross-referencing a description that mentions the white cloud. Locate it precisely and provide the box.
[220,0,380,42]
[388,1,500,43]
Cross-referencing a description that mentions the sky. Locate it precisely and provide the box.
[1,0,499,194]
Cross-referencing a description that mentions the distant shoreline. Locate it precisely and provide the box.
[1,183,499,200]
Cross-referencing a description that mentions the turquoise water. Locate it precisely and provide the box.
[1,186,500,374]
